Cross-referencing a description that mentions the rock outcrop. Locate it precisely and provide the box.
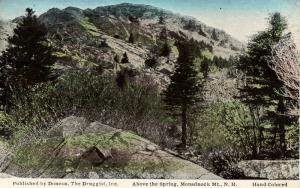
[238,160,299,180]
[0,20,15,55]
[2,116,222,179]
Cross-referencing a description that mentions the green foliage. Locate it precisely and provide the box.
[207,150,245,179]
[79,19,100,36]
[5,71,169,146]
[237,12,295,154]
[0,8,56,106]
[163,39,204,111]
[238,12,288,106]
[12,130,142,169]
[0,110,14,139]
[163,39,205,147]
[191,104,232,152]
[220,102,267,157]
[201,48,214,60]
[200,58,209,79]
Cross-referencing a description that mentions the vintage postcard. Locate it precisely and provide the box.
[0,0,299,187]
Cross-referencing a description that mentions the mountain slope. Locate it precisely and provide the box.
[2,3,245,88]
[39,3,244,56]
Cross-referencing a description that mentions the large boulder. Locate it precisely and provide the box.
[3,116,222,179]
[46,116,89,138]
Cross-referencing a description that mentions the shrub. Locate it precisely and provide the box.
[160,42,171,57]
[190,104,233,153]
[145,57,158,68]
[6,71,172,147]
[0,110,14,139]
[206,150,246,179]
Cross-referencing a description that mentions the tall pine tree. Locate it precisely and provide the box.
[0,8,55,106]
[237,12,294,154]
[163,39,204,148]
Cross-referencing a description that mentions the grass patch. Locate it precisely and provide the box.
[79,19,100,36]
[72,54,97,68]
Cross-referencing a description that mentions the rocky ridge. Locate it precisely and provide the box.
[1,3,245,89]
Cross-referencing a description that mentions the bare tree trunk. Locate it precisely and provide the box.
[189,121,193,146]
[181,105,187,148]
[258,127,264,153]
[277,97,287,154]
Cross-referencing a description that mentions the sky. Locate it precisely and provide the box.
[0,0,300,46]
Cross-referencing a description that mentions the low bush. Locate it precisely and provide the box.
[206,150,246,179]
[145,57,158,68]
[3,71,172,147]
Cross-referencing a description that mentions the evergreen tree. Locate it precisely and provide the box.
[158,16,165,24]
[128,33,135,44]
[211,29,219,41]
[114,54,120,63]
[160,42,171,57]
[198,25,207,37]
[121,52,129,64]
[184,20,197,31]
[163,39,204,148]
[237,12,293,154]
[200,58,209,79]
[0,8,55,106]
[116,69,129,89]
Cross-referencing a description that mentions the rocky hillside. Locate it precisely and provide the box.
[32,3,243,87]
[1,3,245,88]
[0,116,222,179]
[0,20,15,55]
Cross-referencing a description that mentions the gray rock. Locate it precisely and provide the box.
[0,20,15,55]
[238,160,299,180]
[156,57,175,75]
[63,172,86,179]
[88,171,99,179]
[146,144,157,152]
[4,116,222,179]
[47,116,89,138]
[84,122,116,134]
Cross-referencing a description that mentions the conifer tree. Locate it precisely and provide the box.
[200,58,209,79]
[0,8,55,106]
[128,33,135,44]
[211,29,219,41]
[160,42,171,57]
[237,12,293,154]
[121,52,129,64]
[158,16,165,25]
[163,39,204,148]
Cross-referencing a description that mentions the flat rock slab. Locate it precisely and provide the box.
[238,160,299,180]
